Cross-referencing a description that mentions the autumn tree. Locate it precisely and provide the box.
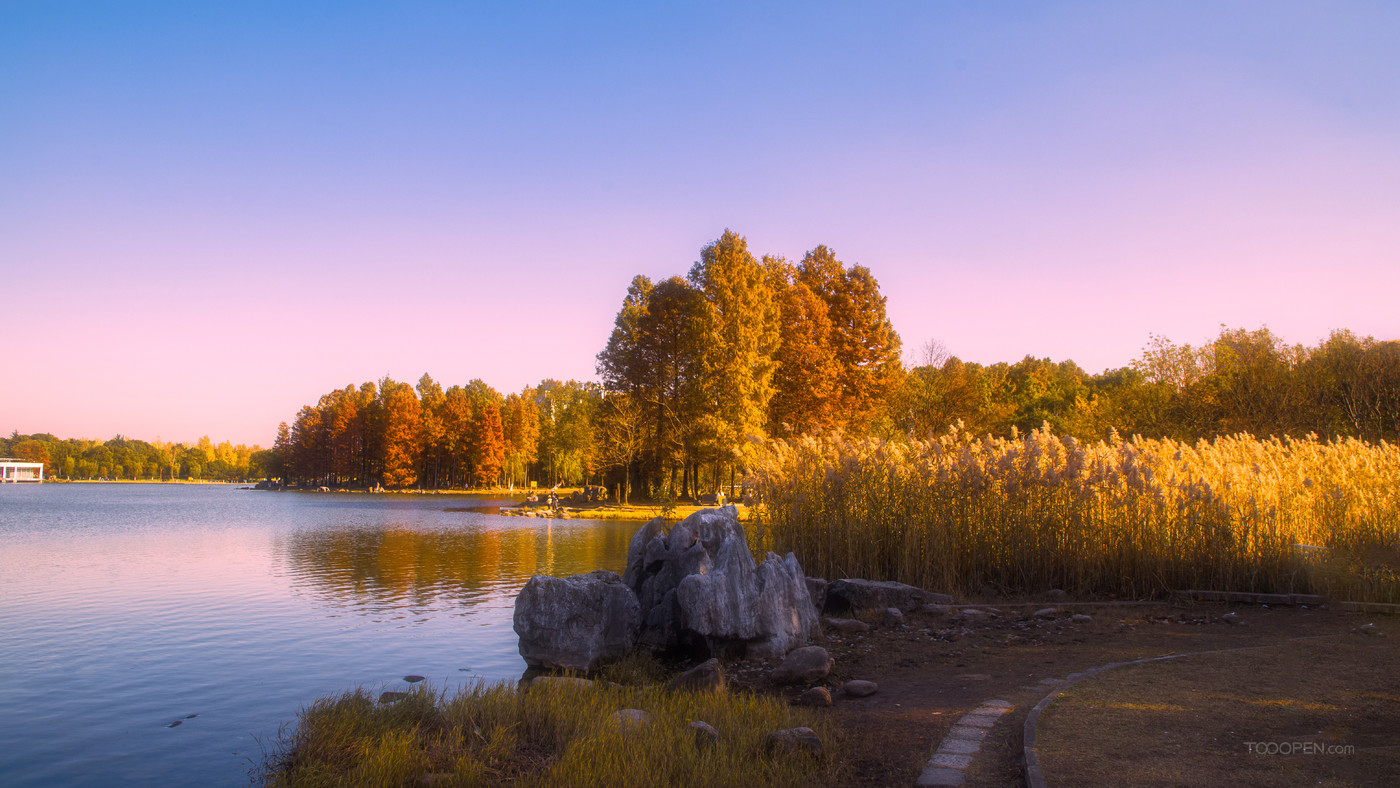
[378,378,422,488]
[502,387,540,488]
[687,230,780,482]
[767,260,841,436]
[595,391,647,503]
[597,275,710,495]
[471,401,506,488]
[782,246,904,433]
[439,385,475,487]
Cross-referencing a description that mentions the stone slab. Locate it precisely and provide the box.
[931,752,973,769]
[946,725,987,741]
[959,713,1001,728]
[916,766,966,786]
[937,737,981,755]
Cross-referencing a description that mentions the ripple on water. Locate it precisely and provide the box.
[0,485,637,787]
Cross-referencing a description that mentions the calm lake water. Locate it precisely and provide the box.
[0,483,637,787]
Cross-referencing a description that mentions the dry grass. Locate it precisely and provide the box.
[751,426,1400,601]
[260,679,837,787]
[1036,625,1400,787]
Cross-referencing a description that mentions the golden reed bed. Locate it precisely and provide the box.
[751,426,1400,603]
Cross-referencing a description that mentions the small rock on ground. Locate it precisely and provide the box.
[766,726,824,758]
[823,617,871,634]
[1072,613,1093,623]
[773,646,834,685]
[1034,607,1057,618]
[378,691,409,703]
[689,720,720,748]
[843,679,878,698]
[668,658,726,693]
[611,709,651,731]
[798,686,833,706]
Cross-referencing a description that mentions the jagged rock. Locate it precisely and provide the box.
[843,680,878,698]
[513,569,640,671]
[883,607,904,627]
[772,645,833,685]
[805,577,829,613]
[826,579,952,614]
[798,686,833,706]
[823,617,871,634]
[622,506,818,660]
[766,727,824,758]
[689,720,720,748]
[668,658,726,693]
[612,709,651,731]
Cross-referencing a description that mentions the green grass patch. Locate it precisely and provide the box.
[260,679,837,787]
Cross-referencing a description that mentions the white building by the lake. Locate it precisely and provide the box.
[0,458,44,482]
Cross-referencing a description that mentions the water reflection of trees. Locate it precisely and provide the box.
[279,519,635,609]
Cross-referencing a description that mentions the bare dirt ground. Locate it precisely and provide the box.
[727,600,1399,787]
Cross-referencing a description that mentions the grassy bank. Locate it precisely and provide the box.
[753,427,1400,602]
[260,679,834,787]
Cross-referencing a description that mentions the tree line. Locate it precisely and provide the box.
[896,326,1400,445]
[249,231,1400,495]
[270,376,597,491]
[13,231,1397,490]
[1,432,267,481]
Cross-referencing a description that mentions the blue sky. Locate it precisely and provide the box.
[4,1,1398,445]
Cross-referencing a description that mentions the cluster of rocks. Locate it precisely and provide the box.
[511,507,935,739]
[513,505,819,671]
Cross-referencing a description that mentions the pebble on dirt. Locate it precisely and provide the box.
[843,679,879,698]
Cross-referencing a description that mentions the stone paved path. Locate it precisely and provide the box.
[915,699,1014,786]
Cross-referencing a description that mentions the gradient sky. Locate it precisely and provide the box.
[5,1,1398,447]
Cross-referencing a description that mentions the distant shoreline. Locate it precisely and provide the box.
[25,481,754,520]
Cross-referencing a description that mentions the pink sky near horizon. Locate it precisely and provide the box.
[5,2,1398,447]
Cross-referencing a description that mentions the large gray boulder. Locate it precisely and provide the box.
[825,578,952,614]
[513,569,640,671]
[623,506,818,660]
